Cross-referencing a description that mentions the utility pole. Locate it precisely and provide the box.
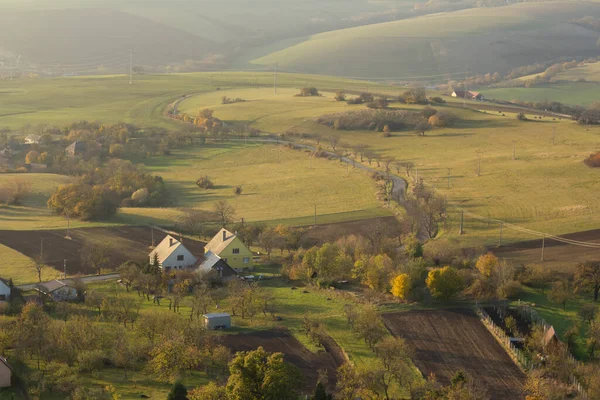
[512,140,516,161]
[241,217,244,227]
[415,167,419,183]
[151,227,155,247]
[540,235,545,261]
[459,210,464,235]
[477,155,481,176]
[498,222,503,247]
[63,259,67,279]
[274,62,278,94]
[463,64,468,108]
[129,50,133,85]
[65,214,71,240]
[313,204,317,227]
[552,127,556,145]
[447,168,451,189]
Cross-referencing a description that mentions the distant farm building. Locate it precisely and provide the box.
[0,278,12,302]
[0,356,12,388]
[24,134,41,144]
[204,313,231,330]
[204,228,253,270]
[149,235,198,273]
[197,251,238,281]
[452,90,483,100]
[36,280,77,301]
[65,141,85,157]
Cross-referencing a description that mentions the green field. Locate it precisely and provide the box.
[179,88,600,249]
[0,72,391,130]
[252,2,600,79]
[484,82,600,107]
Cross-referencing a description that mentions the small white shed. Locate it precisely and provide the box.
[204,313,231,330]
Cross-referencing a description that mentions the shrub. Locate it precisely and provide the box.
[298,87,320,97]
[347,97,363,105]
[516,112,528,121]
[315,109,421,131]
[334,91,346,102]
[234,185,243,195]
[584,152,600,168]
[421,106,438,119]
[430,96,446,104]
[428,111,458,127]
[366,97,389,109]
[196,176,214,189]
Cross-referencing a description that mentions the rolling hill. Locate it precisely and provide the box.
[251,2,600,80]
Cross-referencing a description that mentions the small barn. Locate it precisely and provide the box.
[36,280,77,302]
[451,90,483,100]
[204,313,231,330]
[197,251,238,282]
[0,356,12,388]
[0,278,11,302]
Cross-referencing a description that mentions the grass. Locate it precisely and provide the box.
[178,88,600,251]
[251,2,600,79]
[0,72,391,131]
[484,82,600,107]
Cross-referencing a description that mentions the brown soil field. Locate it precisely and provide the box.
[383,309,526,400]
[0,227,205,275]
[303,216,403,244]
[220,328,344,393]
[493,229,600,273]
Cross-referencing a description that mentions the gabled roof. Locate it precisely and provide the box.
[204,313,230,319]
[198,251,237,278]
[150,235,190,264]
[65,141,85,154]
[0,278,10,288]
[25,134,41,141]
[39,280,71,293]
[204,228,240,255]
[0,356,13,372]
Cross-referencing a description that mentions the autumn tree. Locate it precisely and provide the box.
[226,346,301,400]
[81,242,113,275]
[147,336,200,383]
[414,121,432,136]
[390,274,412,300]
[189,382,226,400]
[214,200,236,227]
[117,261,141,292]
[476,253,498,278]
[549,280,573,310]
[334,91,347,102]
[426,266,464,300]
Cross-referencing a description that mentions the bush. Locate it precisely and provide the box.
[315,109,421,131]
[366,97,389,109]
[234,185,243,195]
[516,112,528,121]
[298,87,320,97]
[196,176,214,189]
[421,106,438,119]
[334,91,346,102]
[430,96,446,104]
[584,152,600,168]
[428,111,458,127]
[347,97,363,105]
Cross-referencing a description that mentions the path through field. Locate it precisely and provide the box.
[383,309,526,400]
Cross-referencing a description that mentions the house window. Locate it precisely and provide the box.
[177,255,184,261]
[232,248,240,254]
[243,257,250,264]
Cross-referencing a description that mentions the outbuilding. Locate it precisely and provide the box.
[0,278,12,302]
[204,313,231,330]
[0,356,12,388]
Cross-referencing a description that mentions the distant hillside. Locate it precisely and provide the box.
[251,2,600,80]
[0,8,218,73]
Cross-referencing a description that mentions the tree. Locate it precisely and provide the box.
[575,261,600,301]
[0,178,31,205]
[226,346,301,400]
[81,243,113,275]
[548,280,573,310]
[147,337,199,383]
[167,381,189,400]
[189,382,226,400]
[214,200,236,227]
[579,303,597,324]
[414,121,432,136]
[234,185,243,195]
[196,176,214,189]
[335,363,362,400]
[25,150,40,164]
[527,264,552,294]
[390,274,412,300]
[334,91,346,102]
[312,381,332,400]
[117,261,141,292]
[426,266,464,300]
[329,135,340,151]
[476,253,498,278]
[31,255,45,283]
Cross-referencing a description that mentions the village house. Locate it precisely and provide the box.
[197,251,238,281]
[204,228,253,270]
[36,280,77,301]
[0,356,12,388]
[24,134,41,144]
[65,141,85,157]
[149,235,198,273]
[0,278,12,302]
[451,90,483,100]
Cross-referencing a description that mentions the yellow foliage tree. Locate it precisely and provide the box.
[390,273,411,299]
[476,252,498,278]
[25,150,40,164]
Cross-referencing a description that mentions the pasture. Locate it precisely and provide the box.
[252,2,600,79]
[484,82,600,106]
[383,309,526,399]
[179,88,600,251]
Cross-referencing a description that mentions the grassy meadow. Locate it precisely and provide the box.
[251,2,600,79]
[484,82,600,107]
[180,88,600,249]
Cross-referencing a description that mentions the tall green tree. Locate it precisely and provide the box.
[167,381,189,400]
[226,347,301,400]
